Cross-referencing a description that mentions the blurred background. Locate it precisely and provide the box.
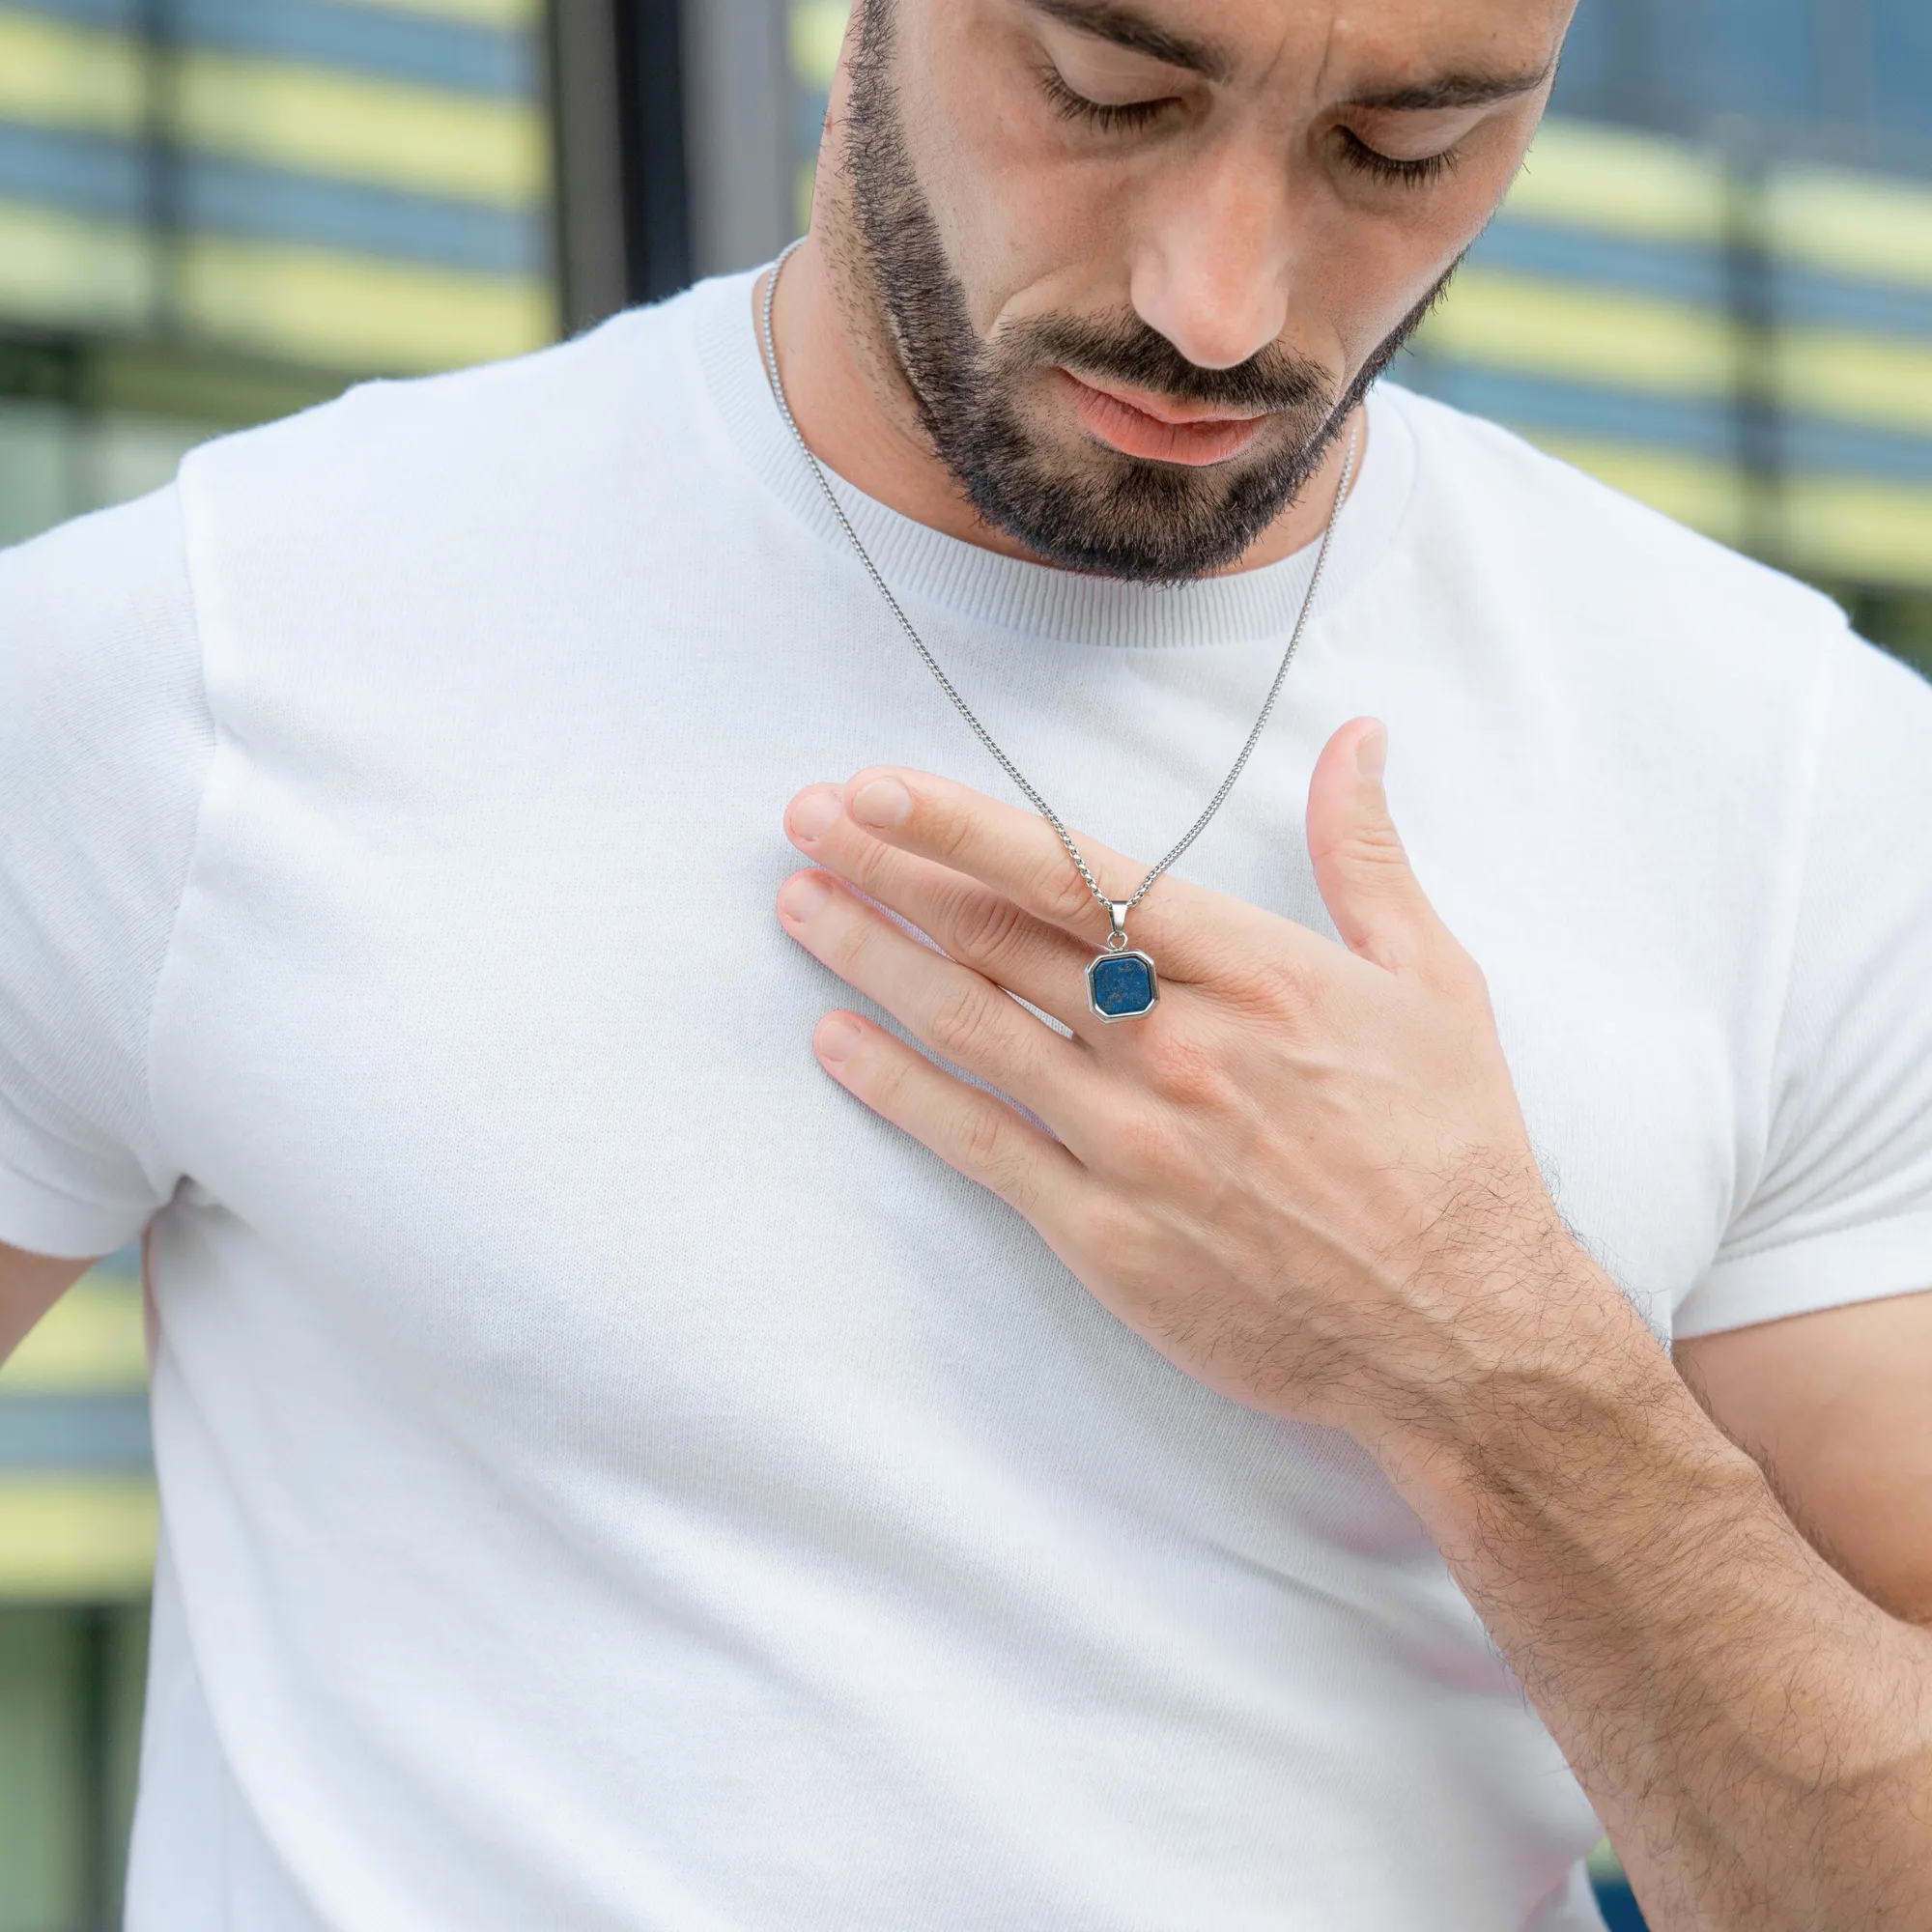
[2,1,1927,1925]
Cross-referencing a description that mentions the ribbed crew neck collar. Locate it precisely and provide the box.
[692,268,1415,651]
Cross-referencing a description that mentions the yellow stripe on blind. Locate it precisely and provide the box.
[1513,433,1751,546]
[790,0,852,91]
[1784,470,1932,589]
[1418,270,1737,397]
[0,197,156,330]
[179,232,555,370]
[1502,120,1726,246]
[1421,269,1932,432]
[1520,430,1932,590]
[0,11,547,208]
[1776,327,1932,434]
[0,9,145,137]
[0,1479,156,1601]
[172,49,549,209]
[1771,167,1932,296]
[0,1279,147,1396]
[342,0,541,29]
[0,199,548,370]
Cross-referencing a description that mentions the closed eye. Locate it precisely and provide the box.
[1039,63,1178,132]
[1336,126,1459,185]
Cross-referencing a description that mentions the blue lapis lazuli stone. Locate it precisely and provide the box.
[1088,951,1156,1018]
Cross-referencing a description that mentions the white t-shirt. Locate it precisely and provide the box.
[6,269,1932,1932]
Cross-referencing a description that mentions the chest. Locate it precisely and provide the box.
[154,593,1756,1466]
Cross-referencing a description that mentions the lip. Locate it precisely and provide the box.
[1056,369,1270,467]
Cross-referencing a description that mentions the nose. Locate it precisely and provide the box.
[1128,151,1292,371]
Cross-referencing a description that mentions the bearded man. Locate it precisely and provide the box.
[3,1,1930,1926]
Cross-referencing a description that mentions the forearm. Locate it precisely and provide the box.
[776,753,1932,1919]
[1389,1259,1932,1932]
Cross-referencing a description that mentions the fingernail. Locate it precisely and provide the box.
[779,871,833,921]
[850,777,912,830]
[1355,724,1386,784]
[816,1014,862,1063]
[789,789,841,841]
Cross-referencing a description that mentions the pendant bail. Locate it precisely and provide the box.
[1105,899,1131,952]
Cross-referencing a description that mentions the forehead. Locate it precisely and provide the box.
[1010,0,1571,93]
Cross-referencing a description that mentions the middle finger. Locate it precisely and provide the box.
[786,784,1110,1041]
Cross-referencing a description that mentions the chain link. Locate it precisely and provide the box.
[759,240,1356,942]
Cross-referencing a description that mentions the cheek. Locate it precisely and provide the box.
[887,8,1110,323]
[1284,185,1488,370]
[919,115,1146,334]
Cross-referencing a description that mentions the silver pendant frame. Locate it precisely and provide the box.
[1085,948,1161,1023]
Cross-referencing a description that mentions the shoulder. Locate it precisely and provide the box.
[180,284,713,530]
[0,488,213,1251]
[0,484,209,774]
[169,281,750,633]
[1374,383,1850,688]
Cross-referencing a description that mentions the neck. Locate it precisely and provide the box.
[762,231,1365,580]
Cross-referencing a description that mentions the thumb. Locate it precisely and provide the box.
[1306,719,1437,972]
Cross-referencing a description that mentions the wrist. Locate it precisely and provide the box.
[1362,1238,1707,1541]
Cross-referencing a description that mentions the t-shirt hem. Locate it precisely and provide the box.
[1673,1209,1932,1337]
[0,1160,153,1261]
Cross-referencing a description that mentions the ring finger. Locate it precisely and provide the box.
[776,867,1112,1155]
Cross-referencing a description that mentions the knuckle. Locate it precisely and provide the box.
[958,1102,1032,1206]
[1029,856,1101,930]
[943,886,1034,968]
[957,1101,1008,1171]
[1098,1106,1179,1181]
[1450,945,1491,1003]
[1207,945,1318,1026]
[1338,827,1410,873]
[1068,1192,1135,1274]
[1421,932,1487,1005]
[923,799,979,868]
[1140,1032,1235,1112]
[834,910,886,978]
[851,1038,910,1111]
[925,977,998,1063]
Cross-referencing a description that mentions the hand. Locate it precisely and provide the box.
[777,720,1612,1468]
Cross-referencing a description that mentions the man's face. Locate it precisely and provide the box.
[837,0,1570,580]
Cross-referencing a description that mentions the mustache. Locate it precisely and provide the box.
[998,313,1331,415]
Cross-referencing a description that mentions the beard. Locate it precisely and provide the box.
[840,0,1456,583]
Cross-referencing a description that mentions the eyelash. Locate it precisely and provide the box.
[1038,65,1176,132]
[1336,127,1458,186]
[1038,67,1459,191]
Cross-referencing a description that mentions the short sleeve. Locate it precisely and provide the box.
[1675,628,1932,1337]
[0,487,213,1258]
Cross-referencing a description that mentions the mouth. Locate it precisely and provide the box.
[1055,368,1271,467]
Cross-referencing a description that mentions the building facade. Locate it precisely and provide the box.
[0,5,556,1922]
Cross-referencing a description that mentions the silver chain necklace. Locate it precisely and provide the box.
[759,241,1356,1023]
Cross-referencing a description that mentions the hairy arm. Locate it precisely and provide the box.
[1678,1293,1932,1628]
[769,733,1932,1932]
[1,1240,99,1364]
[1401,1272,1932,1931]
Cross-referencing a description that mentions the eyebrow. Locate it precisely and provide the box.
[1023,1,1550,111]
[1024,0,1233,82]
[1346,67,1553,112]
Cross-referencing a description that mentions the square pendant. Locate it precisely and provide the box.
[1086,949,1159,1022]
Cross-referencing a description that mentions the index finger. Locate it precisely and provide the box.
[838,766,1279,982]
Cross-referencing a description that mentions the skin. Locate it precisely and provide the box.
[2,1247,94,1362]
[5,1,1927,1924]
[773,0,1564,568]
[765,0,1932,1925]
